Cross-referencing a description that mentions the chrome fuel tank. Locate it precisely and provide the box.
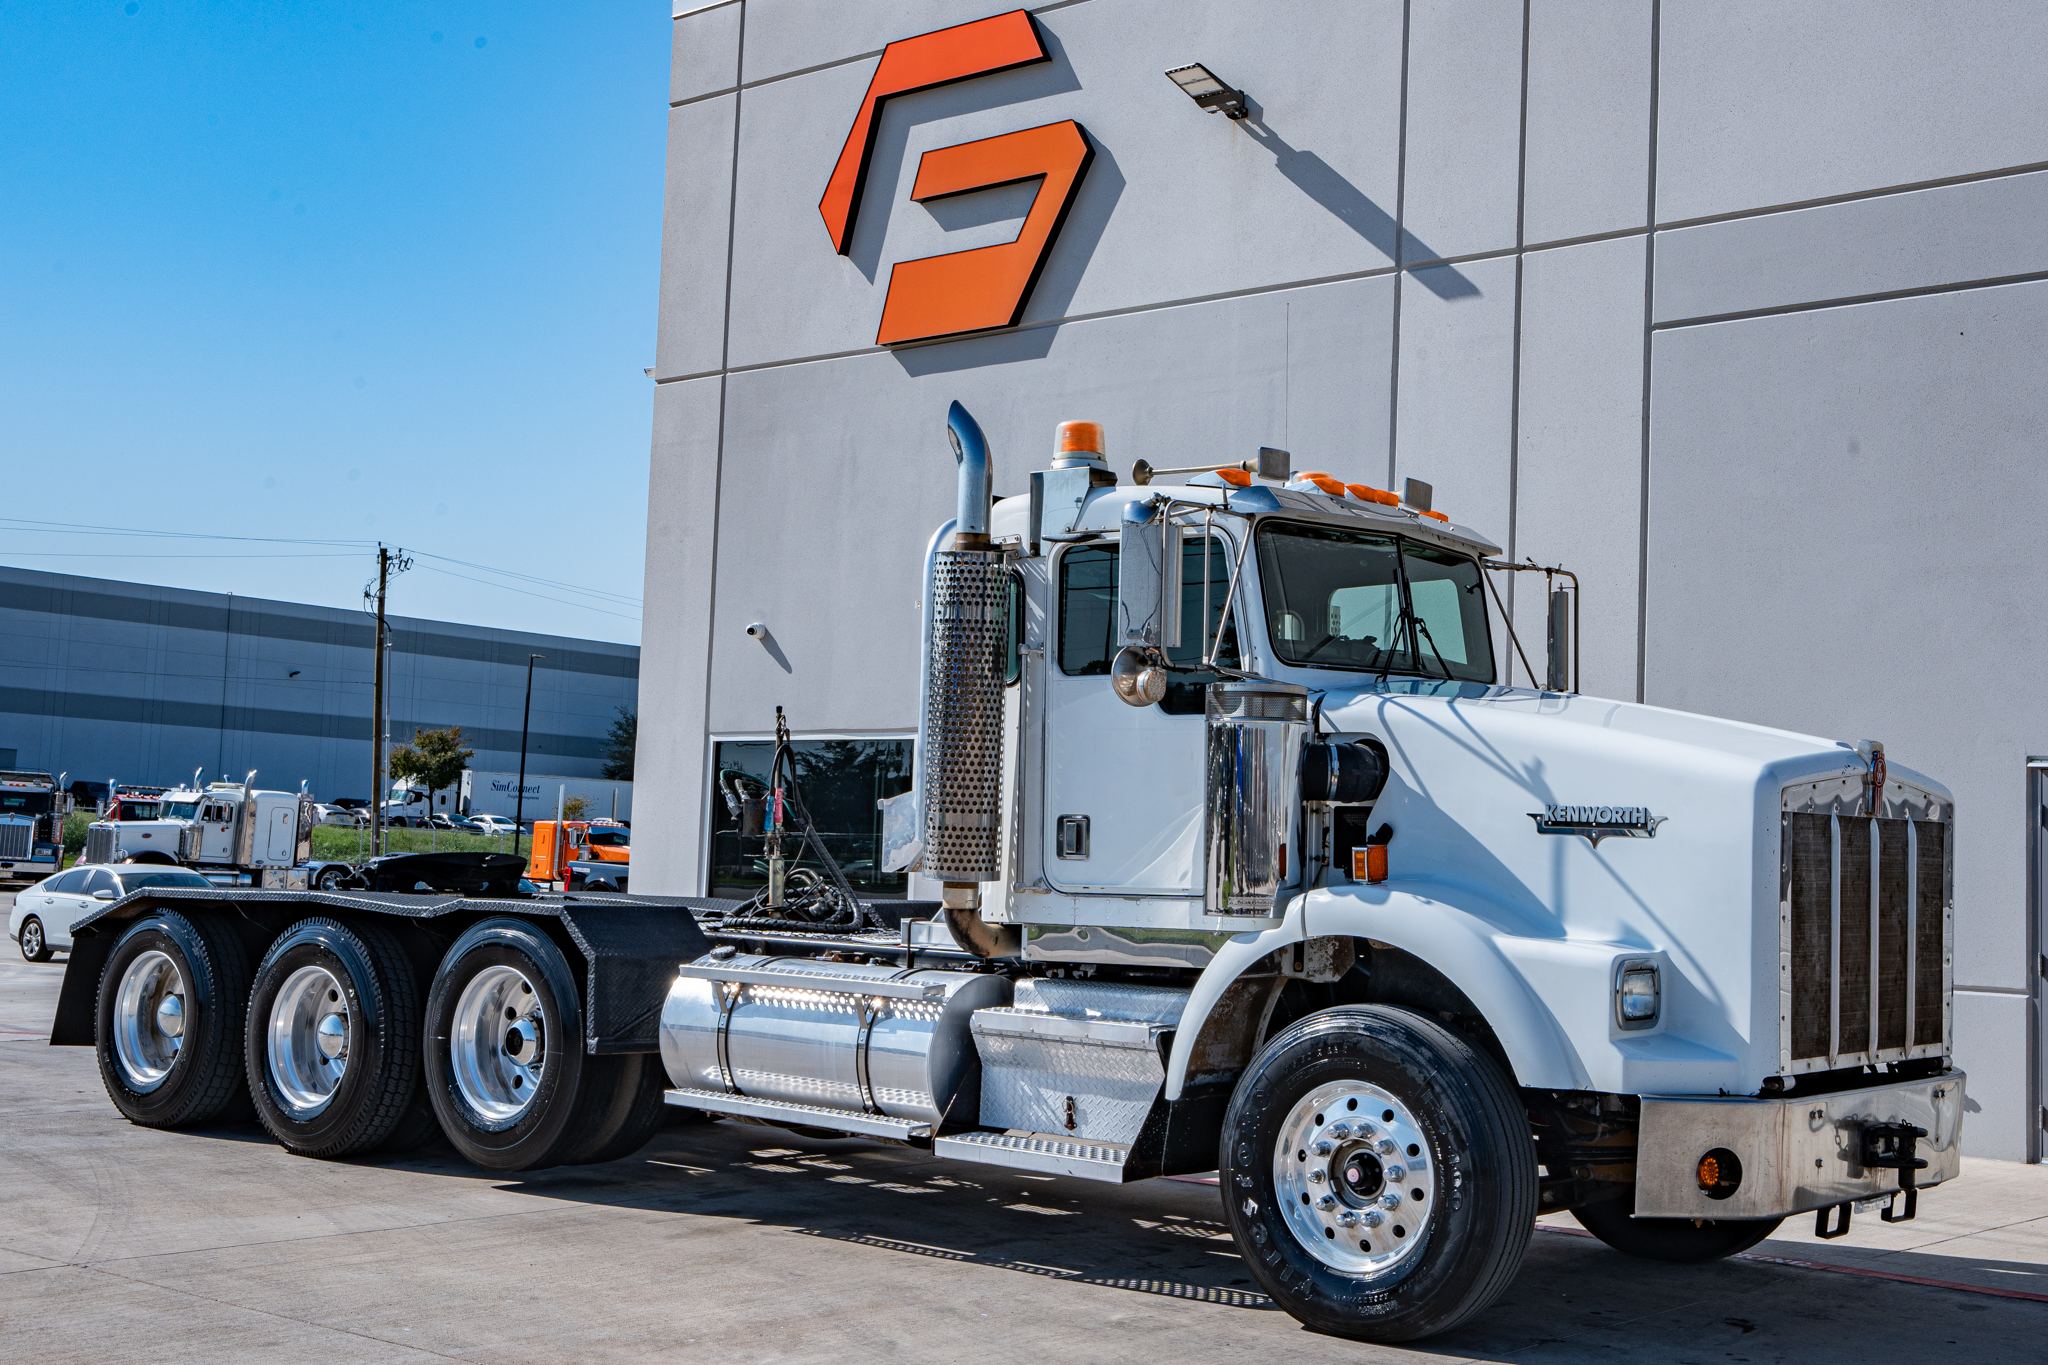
[659,954,1010,1128]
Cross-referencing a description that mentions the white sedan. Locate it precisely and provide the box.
[12,864,214,961]
[468,815,519,835]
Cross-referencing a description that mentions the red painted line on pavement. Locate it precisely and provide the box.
[1535,1222,2048,1304]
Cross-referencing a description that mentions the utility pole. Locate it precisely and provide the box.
[513,653,544,862]
[366,544,410,860]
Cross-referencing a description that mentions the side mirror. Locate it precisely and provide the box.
[1117,499,1181,651]
[91,889,117,901]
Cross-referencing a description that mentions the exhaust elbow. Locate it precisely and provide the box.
[946,400,991,544]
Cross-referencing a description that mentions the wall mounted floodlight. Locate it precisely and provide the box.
[1166,63,1249,120]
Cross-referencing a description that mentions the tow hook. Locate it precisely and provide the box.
[1815,1121,1929,1238]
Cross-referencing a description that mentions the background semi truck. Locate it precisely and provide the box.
[0,770,68,884]
[82,770,330,888]
[47,405,1964,1343]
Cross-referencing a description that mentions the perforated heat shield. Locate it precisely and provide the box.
[922,549,1006,882]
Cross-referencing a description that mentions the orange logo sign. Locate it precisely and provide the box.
[819,10,1093,346]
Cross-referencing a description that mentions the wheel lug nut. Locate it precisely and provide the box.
[1336,1210,1360,1228]
[1315,1194,1337,1211]
[1327,1122,1352,1139]
[1376,1138,1398,1155]
[1385,1165,1405,1182]
[1380,1191,1402,1210]
[1361,1210,1385,1229]
[1307,1169,1326,1184]
[1312,1139,1335,1157]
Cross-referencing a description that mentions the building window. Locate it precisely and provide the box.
[708,738,914,900]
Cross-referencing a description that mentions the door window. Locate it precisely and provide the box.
[83,868,118,896]
[1056,537,1241,712]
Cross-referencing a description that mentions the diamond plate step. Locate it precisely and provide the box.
[664,1088,932,1140]
[933,1130,1135,1182]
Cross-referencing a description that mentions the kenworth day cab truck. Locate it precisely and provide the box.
[49,405,1963,1343]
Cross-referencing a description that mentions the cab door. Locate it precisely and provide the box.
[1043,535,1240,895]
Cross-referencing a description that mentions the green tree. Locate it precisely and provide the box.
[387,726,474,820]
[561,793,593,821]
[601,706,636,781]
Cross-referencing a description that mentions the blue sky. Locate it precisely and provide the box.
[2,1,670,644]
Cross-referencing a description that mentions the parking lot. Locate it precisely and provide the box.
[3,891,2044,1364]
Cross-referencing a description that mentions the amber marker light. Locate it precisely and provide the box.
[1347,483,1399,507]
[1056,420,1105,456]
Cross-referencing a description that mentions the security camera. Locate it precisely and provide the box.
[745,623,768,640]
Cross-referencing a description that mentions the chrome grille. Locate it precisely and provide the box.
[0,822,29,860]
[84,824,116,865]
[1780,776,1951,1074]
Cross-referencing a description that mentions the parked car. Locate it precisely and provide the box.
[12,864,213,961]
[329,797,369,811]
[317,804,367,827]
[468,814,518,836]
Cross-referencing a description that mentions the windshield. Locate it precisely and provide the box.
[164,801,200,820]
[1255,523,1494,683]
[115,870,213,891]
[586,829,629,847]
[118,802,162,820]
[0,793,52,815]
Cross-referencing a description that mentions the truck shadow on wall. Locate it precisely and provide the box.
[446,1120,2038,1359]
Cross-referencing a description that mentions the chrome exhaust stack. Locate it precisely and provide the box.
[922,403,1009,951]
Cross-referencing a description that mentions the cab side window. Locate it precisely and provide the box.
[1057,538,1240,711]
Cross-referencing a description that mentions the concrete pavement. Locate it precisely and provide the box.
[2,893,2044,1363]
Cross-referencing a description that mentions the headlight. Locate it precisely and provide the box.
[1615,960,1660,1029]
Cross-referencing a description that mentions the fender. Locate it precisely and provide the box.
[1164,883,1666,1100]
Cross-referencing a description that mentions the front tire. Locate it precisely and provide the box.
[1570,1196,1782,1262]
[96,910,252,1128]
[245,917,423,1158]
[19,917,51,962]
[1220,1006,1536,1343]
[315,866,349,892]
[423,918,611,1171]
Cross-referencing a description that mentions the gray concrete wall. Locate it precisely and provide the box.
[0,566,638,802]
[643,0,2048,1158]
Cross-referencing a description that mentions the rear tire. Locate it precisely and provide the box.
[1220,1005,1536,1343]
[19,917,51,962]
[245,917,423,1158]
[423,917,608,1171]
[96,910,252,1128]
[315,866,349,892]
[1570,1196,1782,1263]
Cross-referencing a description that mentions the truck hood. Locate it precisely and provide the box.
[1314,680,1950,1080]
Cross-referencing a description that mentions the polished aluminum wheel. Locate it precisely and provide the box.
[19,919,45,961]
[450,964,544,1123]
[266,965,350,1116]
[111,949,185,1093]
[1272,1079,1437,1278]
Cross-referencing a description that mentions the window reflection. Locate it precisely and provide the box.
[708,738,914,900]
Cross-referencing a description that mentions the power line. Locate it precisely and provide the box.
[0,516,643,611]
[413,562,642,622]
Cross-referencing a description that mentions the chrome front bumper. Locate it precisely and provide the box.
[1633,1071,1965,1220]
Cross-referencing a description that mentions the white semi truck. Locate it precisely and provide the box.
[49,405,1963,1342]
[83,771,321,888]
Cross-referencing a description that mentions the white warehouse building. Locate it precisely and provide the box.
[634,1,2048,1161]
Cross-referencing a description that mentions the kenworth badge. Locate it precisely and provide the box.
[1528,804,1666,845]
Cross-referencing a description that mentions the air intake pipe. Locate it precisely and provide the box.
[922,403,1009,950]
